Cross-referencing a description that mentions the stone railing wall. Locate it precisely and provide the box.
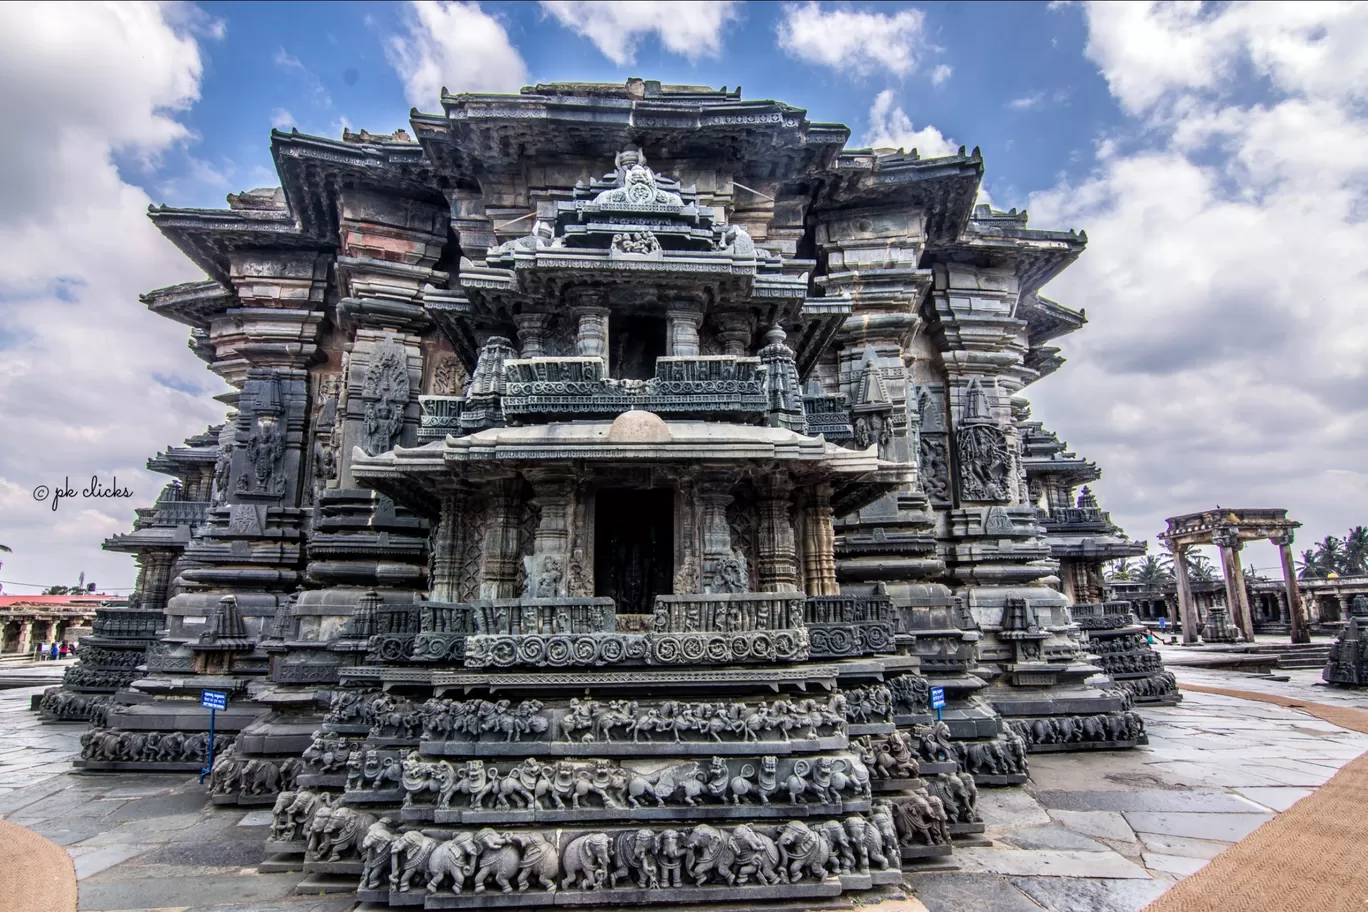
[804,594,895,657]
[417,396,464,442]
[802,393,853,441]
[501,356,766,421]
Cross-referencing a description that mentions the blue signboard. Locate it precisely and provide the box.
[929,686,946,710]
[201,690,228,711]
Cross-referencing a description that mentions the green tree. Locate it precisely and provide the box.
[1105,558,1133,581]
[1343,526,1368,576]
[1297,548,1324,580]
[1135,555,1171,589]
[1315,535,1345,575]
[1186,552,1217,583]
[41,585,75,595]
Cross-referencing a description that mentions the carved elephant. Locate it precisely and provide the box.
[729,824,783,886]
[358,818,397,891]
[611,828,659,889]
[470,828,520,894]
[653,829,686,889]
[844,815,892,873]
[427,831,477,895]
[561,832,611,891]
[389,830,440,893]
[682,824,735,887]
[777,820,832,882]
[510,832,559,892]
[242,759,281,795]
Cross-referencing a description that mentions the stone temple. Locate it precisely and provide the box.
[43,80,1167,905]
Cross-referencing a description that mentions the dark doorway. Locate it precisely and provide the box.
[609,314,667,380]
[595,488,674,615]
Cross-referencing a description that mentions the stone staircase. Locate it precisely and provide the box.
[1238,642,1334,670]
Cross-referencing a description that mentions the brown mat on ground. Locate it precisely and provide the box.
[0,819,78,912]
[1140,684,1368,912]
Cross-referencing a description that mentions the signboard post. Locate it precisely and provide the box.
[199,690,228,784]
[929,685,946,722]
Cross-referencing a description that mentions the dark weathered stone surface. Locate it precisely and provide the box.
[1010,874,1170,912]
[1000,824,1109,852]
[906,872,1042,912]
[1036,789,1270,814]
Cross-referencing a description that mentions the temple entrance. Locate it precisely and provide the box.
[609,314,666,380]
[594,488,674,615]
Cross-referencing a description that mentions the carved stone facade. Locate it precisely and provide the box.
[62,79,1151,905]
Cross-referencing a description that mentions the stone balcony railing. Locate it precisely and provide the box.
[1070,600,1138,631]
[91,608,164,640]
[132,500,210,530]
[378,592,814,668]
[804,593,895,657]
[501,356,767,422]
[802,393,853,441]
[1041,506,1112,530]
[417,396,464,442]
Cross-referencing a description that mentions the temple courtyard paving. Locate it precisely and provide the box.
[2,668,1366,912]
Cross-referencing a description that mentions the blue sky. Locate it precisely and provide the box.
[2,1,1367,592]
[153,2,1116,213]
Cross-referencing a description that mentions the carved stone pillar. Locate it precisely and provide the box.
[574,306,610,360]
[698,476,743,593]
[479,482,522,599]
[1273,530,1307,643]
[802,484,838,596]
[514,313,552,359]
[666,302,704,357]
[1173,546,1199,644]
[714,312,753,357]
[429,485,471,602]
[755,475,800,593]
[525,474,574,598]
[674,474,701,594]
[141,552,177,615]
[1214,526,1254,641]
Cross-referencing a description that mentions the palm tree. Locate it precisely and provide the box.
[1297,548,1324,580]
[1135,555,1171,590]
[1315,535,1346,575]
[1105,558,1133,581]
[1186,552,1217,583]
[1343,526,1368,576]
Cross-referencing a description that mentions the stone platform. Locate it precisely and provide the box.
[5,674,1367,911]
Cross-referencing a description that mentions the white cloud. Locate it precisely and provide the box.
[539,0,739,65]
[384,0,528,107]
[777,2,929,77]
[861,89,958,158]
[1026,1,1368,556]
[0,2,228,592]
[1009,92,1044,110]
[931,64,952,86]
[273,47,304,71]
[271,107,297,129]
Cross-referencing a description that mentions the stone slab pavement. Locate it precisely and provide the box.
[2,674,1367,912]
[910,675,1368,912]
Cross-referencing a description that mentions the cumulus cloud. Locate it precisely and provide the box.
[861,89,957,158]
[1026,1,1368,561]
[777,2,929,77]
[539,0,739,65]
[0,2,228,592]
[384,0,528,107]
[931,64,952,86]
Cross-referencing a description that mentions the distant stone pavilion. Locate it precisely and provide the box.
[48,80,1163,906]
